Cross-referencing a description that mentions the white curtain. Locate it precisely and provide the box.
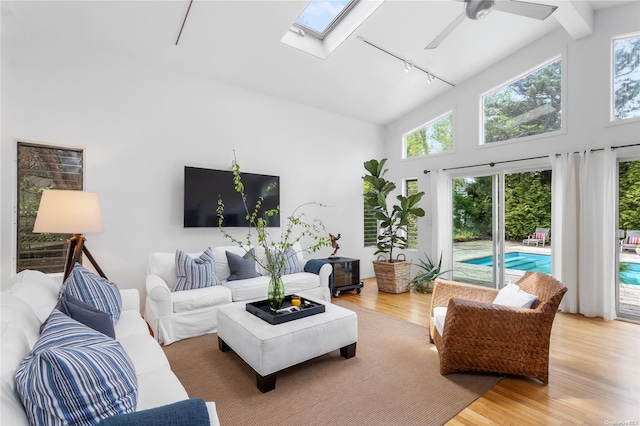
[551,150,617,319]
[430,170,453,280]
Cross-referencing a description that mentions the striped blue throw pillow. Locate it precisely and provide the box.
[268,247,302,275]
[34,307,115,352]
[174,247,221,292]
[15,310,138,426]
[64,263,122,324]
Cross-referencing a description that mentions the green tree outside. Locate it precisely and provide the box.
[405,113,453,158]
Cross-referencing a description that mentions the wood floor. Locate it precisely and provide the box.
[339,278,640,425]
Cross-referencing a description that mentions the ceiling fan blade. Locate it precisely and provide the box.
[493,0,558,20]
[424,11,467,50]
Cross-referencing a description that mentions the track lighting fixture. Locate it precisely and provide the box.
[404,61,412,73]
[357,36,454,87]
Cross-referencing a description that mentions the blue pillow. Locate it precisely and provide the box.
[98,398,209,426]
[269,247,302,275]
[15,311,137,426]
[174,247,221,292]
[226,248,261,281]
[64,263,122,324]
[33,309,116,353]
[40,292,116,338]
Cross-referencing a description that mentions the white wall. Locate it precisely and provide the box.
[383,3,640,267]
[1,34,384,296]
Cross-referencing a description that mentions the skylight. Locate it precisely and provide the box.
[294,0,358,40]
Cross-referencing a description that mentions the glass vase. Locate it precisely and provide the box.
[268,274,285,311]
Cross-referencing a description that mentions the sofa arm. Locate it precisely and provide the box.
[145,274,173,317]
[318,263,332,289]
[119,289,140,312]
[300,259,332,289]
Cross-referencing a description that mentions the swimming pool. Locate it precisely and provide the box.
[463,252,640,285]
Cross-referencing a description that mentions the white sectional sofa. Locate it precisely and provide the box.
[1,270,220,426]
[145,244,333,345]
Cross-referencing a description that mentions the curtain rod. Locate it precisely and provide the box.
[423,142,640,174]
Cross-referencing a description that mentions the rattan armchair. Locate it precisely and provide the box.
[429,272,567,385]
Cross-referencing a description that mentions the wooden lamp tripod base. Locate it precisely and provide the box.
[63,233,108,282]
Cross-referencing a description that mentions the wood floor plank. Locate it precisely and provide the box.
[338,278,640,424]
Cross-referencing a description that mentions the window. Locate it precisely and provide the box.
[363,180,377,247]
[17,142,83,274]
[613,34,640,121]
[405,179,419,249]
[294,0,357,40]
[482,58,562,144]
[404,112,453,158]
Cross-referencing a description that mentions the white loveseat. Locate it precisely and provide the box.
[1,270,220,426]
[145,244,333,345]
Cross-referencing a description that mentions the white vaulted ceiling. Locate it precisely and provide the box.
[1,0,632,125]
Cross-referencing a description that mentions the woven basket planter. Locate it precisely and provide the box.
[373,254,411,294]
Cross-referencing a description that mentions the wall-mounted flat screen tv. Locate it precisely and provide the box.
[184,166,280,228]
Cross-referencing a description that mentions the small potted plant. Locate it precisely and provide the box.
[409,252,451,294]
[362,158,425,293]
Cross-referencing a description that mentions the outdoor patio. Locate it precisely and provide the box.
[452,240,640,317]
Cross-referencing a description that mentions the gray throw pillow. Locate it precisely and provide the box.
[226,249,261,281]
[40,292,115,338]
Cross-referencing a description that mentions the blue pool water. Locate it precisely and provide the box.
[464,252,551,274]
[463,252,640,285]
[621,262,640,286]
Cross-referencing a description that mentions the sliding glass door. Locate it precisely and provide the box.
[452,175,498,287]
[618,159,640,321]
[452,170,552,288]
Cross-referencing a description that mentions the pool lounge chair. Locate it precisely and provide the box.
[523,228,550,247]
[620,230,640,252]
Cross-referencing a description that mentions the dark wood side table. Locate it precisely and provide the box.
[319,257,364,297]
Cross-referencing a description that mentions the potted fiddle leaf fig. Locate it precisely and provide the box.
[363,158,425,293]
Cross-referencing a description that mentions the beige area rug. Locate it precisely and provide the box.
[162,301,501,426]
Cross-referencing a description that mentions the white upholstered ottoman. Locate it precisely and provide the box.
[217,300,357,392]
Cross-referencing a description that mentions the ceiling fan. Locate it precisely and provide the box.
[425,0,558,50]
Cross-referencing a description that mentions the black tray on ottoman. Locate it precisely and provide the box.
[246,295,325,325]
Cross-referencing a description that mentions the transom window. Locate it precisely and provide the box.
[613,33,640,121]
[294,0,357,40]
[404,112,453,158]
[482,57,562,144]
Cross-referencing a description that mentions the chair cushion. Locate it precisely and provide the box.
[627,236,640,245]
[64,263,122,324]
[40,292,115,338]
[533,232,546,239]
[171,285,233,313]
[226,249,261,281]
[15,311,137,426]
[493,283,538,308]
[173,248,221,292]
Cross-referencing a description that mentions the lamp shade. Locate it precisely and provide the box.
[33,190,104,234]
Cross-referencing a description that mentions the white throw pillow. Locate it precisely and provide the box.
[433,307,448,336]
[493,283,538,308]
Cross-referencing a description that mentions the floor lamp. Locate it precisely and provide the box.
[33,190,107,282]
